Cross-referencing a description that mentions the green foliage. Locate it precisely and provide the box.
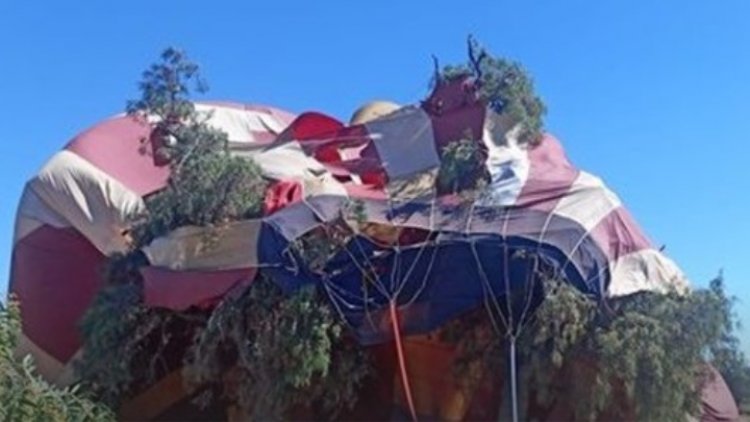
[125,47,267,246]
[0,300,114,421]
[126,47,206,128]
[292,220,358,274]
[184,275,370,420]
[76,282,186,408]
[580,290,713,420]
[131,149,267,246]
[707,275,750,408]
[77,48,370,419]
[443,272,748,421]
[438,37,547,146]
[436,135,488,195]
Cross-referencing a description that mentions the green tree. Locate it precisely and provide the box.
[443,271,749,421]
[0,299,114,421]
[125,47,267,246]
[707,275,750,409]
[436,37,547,146]
[77,48,369,419]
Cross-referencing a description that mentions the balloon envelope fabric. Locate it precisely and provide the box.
[8,93,687,384]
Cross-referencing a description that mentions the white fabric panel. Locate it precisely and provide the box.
[250,141,346,196]
[264,201,322,241]
[13,187,70,242]
[142,220,261,271]
[553,171,622,231]
[251,141,328,179]
[28,151,144,255]
[365,106,440,180]
[338,144,365,185]
[607,248,690,297]
[195,104,286,144]
[301,173,347,198]
[13,218,43,244]
[478,112,531,206]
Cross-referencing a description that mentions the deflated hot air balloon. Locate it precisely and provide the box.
[7,43,741,421]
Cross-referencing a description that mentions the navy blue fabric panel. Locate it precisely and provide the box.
[344,199,611,297]
[319,234,606,345]
[256,222,317,293]
[259,202,610,344]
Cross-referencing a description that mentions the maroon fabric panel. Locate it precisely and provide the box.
[65,115,170,196]
[66,104,294,197]
[141,266,256,311]
[10,225,105,362]
[590,207,652,260]
[422,76,486,155]
[516,135,579,212]
[700,365,740,422]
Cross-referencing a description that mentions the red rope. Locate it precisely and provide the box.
[390,300,418,421]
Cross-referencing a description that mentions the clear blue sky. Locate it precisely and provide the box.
[1,1,748,354]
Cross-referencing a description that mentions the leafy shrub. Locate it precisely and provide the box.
[443,270,749,421]
[0,299,114,421]
[436,135,488,195]
[184,275,370,420]
[77,48,370,419]
[438,37,547,146]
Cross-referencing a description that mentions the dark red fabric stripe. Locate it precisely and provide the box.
[589,206,652,261]
[66,103,295,197]
[423,82,486,157]
[515,135,580,212]
[10,225,105,362]
[65,115,170,196]
[141,266,256,311]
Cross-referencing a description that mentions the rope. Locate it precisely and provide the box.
[465,200,510,332]
[390,300,418,421]
[509,337,519,422]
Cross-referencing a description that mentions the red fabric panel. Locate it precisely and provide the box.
[141,266,256,311]
[264,180,304,215]
[590,207,652,260]
[422,76,486,154]
[281,111,344,142]
[65,115,170,196]
[516,135,580,212]
[280,112,388,188]
[10,225,105,363]
[350,126,388,188]
[280,112,347,176]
